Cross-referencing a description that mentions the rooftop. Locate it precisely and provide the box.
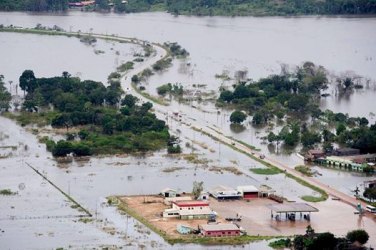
[179,207,213,216]
[267,203,319,213]
[210,185,237,192]
[200,223,240,231]
[237,185,259,192]
[173,200,209,207]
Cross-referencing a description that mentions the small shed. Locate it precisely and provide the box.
[197,191,209,201]
[199,223,240,237]
[237,185,259,199]
[161,188,177,198]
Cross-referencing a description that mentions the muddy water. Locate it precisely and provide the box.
[1,11,376,248]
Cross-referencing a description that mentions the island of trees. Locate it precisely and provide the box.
[7,70,172,157]
[218,62,376,153]
[1,0,376,16]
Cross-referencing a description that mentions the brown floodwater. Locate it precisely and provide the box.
[1,11,376,249]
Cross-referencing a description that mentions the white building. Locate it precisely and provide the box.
[163,200,213,219]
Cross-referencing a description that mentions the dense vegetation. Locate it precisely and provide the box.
[218,62,376,153]
[0,0,68,11]
[114,0,376,16]
[15,70,170,157]
[269,226,369,250]
[2,0,376,16]
[0,75,11,112]
[156,83,183,96]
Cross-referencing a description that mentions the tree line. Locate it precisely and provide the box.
[0,0,68,11]
[2,0,376,15]
[270,226,369,250]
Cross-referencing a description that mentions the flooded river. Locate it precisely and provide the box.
[1,11,376,249]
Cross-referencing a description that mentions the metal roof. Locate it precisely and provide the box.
[179,207,212,216]
[210,185,236,192]
[200,223,240,231]
[237,185,259,192]
[268,203,319,213]
[173,200,209,207]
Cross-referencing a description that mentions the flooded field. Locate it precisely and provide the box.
[0,11,376,249]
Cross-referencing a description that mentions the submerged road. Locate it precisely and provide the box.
[116,32,370,212]
[1,28,370,212]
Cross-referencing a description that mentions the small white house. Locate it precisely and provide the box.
[163,200,212,219]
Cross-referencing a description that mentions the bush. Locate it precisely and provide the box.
[52,140,73,157]
[168,145,181,154]
[73,143,92,156]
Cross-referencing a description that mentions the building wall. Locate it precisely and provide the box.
[172,204,208,212]
[203,230,240,237]
[180,214,210,220]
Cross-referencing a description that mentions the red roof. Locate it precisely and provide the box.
[173,200,209,207]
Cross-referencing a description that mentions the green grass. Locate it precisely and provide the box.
[295,165,313,177]
[301,195,327,202]
[250,168,282,175]
[268,238,291,249]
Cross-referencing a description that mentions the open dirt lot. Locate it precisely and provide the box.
[118,195,226,237]
[119,195,376,245]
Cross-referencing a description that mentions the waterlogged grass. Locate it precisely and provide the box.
[131,82,168,106]
[295,165,313,177]
[268,238,291,249]
[250,168,282,175]
[285,173,328,202]
[3,111,59,127]
[227,136,261,151]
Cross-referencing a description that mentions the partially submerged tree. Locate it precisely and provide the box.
[192,181,204,200]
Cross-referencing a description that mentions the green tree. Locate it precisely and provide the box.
[346,229,369,245]
[336,123,346,136]
[363,187,376,202]
[19,70,37,94]
[122,94,138,108]
[230,110,246,124]
[0,75,11,112]
[192,181,204,199]
[301,131,321,148]
[219,90,233,102]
